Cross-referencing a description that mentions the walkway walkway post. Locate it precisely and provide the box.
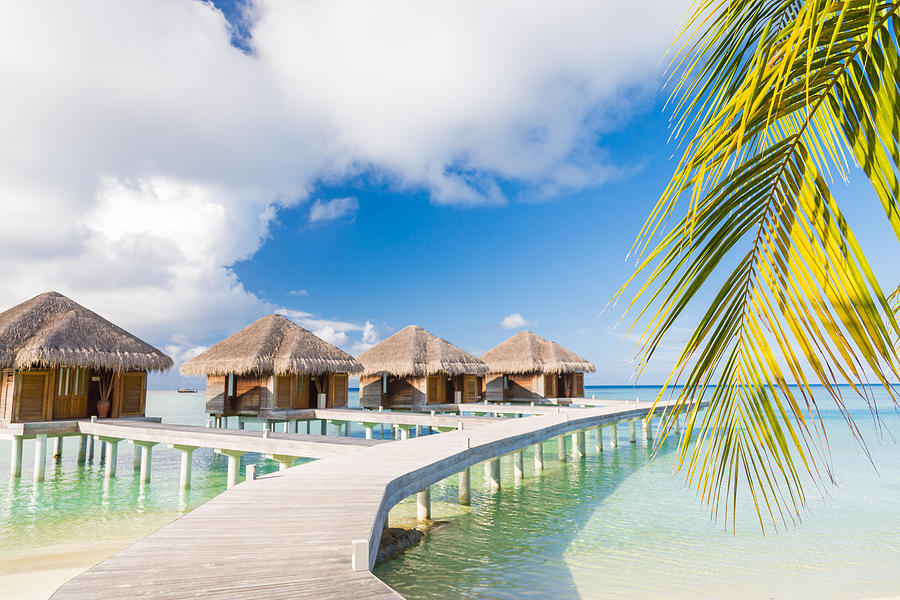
[215,449,247,489]
[458,468,470,505]
[629,420,637,443]
[101,437,121,479]
[170,444,198,491]
[534,442,544,471]
[416,488,431,520]
[10,435,23,479]
[643,418,652,444]
[266,453,299,471]
[610,423,618,448]
[360,422,377,439]
[557,436,567,462]
[33,434,47,484]
[594,425,603,453]
[513,450,524,481]
[52,436,62,459]
[76,434,87,464]
[134,441,158,485]
[574,431,586,458]
[397,424,414,440]
[488,458,501,490]
[674,414,681,434]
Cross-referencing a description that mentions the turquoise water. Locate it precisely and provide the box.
[1,386,898,599]
[375,386,900,599]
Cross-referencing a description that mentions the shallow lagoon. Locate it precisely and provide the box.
[1,386,898,599]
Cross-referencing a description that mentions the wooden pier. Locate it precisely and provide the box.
[51,400,695,600]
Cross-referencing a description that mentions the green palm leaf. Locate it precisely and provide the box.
[620,0,900,529]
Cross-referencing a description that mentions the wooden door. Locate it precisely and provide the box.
[426,375,443,404]
[543,374,557,398]
[574,373,584,397]
[295,375,310,409]
[0,369,14,421]
[53,367,88,419]
[464,375,477,403]
[275,375,294,409]
[118,372,146,416]
[16,371,49,422]
[329,373,348,407]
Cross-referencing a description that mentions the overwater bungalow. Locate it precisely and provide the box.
[180,314,363,419]
[480,330,595,402]
[0,291,172,423]
[358,325,487,408]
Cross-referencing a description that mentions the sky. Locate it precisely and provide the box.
[2,0,899,389]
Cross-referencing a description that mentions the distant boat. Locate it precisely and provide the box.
[177,387,198,393]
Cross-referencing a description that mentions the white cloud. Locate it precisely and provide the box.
[0,0,688,371]
[289,289,309,296]
[350,321,379,354]
[308,197,359,223]
[500,313,536,329]
[312,325,350,348]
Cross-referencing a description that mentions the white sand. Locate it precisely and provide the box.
[0,542,137,600]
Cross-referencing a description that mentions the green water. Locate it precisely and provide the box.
[2,387,899,599]
[376,386,900,599]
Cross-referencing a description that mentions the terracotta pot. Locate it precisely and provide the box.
[97,399,110,418]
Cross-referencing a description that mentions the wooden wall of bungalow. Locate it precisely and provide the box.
[483,372,585,403]
[0,367,147,424]
[360,372,482,408]
[205,371,350,417]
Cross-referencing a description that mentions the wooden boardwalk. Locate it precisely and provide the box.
[52,401,685,600]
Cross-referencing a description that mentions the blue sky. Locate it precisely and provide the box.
[2,0,898,390]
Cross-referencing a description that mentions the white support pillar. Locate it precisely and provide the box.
[595,425,604,453]
[416,488,431,520]
[414,425,421,437]
[170,444,198,491]
[629,420,637,443]
[320,420,327,436]
[88,434,95,462]
[238,419,245,430]
[557,436,567,463]
[215,449,247,489]
[351,538,369,572]
[101,437,120,480]
[99,436,106,462]
[10,436,23,479]
[266,453,299,471]
[33,434,47,484]
[133,441,158,485]
[610,423,619,448]
[513,451,524,481]
[674,414,681,434]
[52,436,62,459]
[488,458,501,490]
[361,423,377,440]
[458,468,470,505]
[534,442,544,472]
[643,418,652,444]
[306,420,311,434]
[574,431,586,459]
[76,434,87,464]
[397,424,414,440]
[344,422,351,437]
[133,444,142,471]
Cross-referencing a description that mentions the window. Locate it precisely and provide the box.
[227,373,236,398]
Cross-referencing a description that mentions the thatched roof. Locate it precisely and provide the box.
[481,330,595,375]
[181,314,362,377]
[0,291,172,372]
[357,325,487,377]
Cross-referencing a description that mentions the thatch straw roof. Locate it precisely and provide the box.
[180,314,362,377]
[481,330,595,375]
[357,325,487,377]
[0,291,172,372]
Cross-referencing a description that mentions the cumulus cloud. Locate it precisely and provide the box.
[289,289,309,296]
[500,313,536,329]
[308,197,359,223]
[0,0,687,368]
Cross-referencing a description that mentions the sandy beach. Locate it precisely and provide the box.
[1,541,137,600]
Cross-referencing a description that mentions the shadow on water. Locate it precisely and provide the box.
[374,434,679,600]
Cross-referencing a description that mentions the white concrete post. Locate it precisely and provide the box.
[88,434,95,462]
[574,431,586,458]
[104,439,119,479]
[76,435,87,464]
[534,442,544,472]
[344,422,351,437]
[557,436,567,463]
[317,393,327,409]
[10,436,23,479]
[595,425,604,453]
[458,468,470,505]
[674,414,681,434]
[245,464,257,481]
[351,539,369,572]
[362,423,376,440]
[398,424,414,440]
[170,444,197,491]
[52,436,62,459]
[416,488,431,520]
[415,425,421,437]
[133,444,142,471]
[215,449,247,489]
[266,454,299,471]
[513,451,524,481]
[99,436,106,462]
[610,423,618,448]
[134,442,157,485]
[629,420,637,443]
[320,419,327,435]
[643,418,652,444]
[33,434,47,484]
[489,458,501,490]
